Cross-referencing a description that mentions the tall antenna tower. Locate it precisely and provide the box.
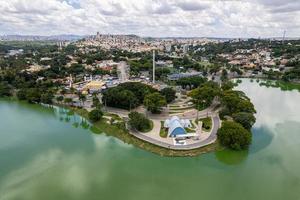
[282,30,286,44]
[153,49,155,84]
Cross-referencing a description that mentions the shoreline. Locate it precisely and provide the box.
[69,106,222,157]
[0,97,221,157]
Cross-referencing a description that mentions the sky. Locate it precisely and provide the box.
[0,0,299,38]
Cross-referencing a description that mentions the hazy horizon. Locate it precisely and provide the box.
[0,0,300,38]
[1,34,300,40]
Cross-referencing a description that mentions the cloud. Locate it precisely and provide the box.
[176,1,209,11]
[0,0,299,37]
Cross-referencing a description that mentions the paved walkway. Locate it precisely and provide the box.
[104,101,218,121]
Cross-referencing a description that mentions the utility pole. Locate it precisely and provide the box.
[196,100,200,124]
[153,49,155,84]
[282,30,286,44]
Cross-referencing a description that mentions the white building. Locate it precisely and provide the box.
[164,116,192,137]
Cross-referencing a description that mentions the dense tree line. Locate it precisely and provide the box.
[177,76,207,89]
[129,57,152,76]
[143,92,167,113]
[282,61,300,82]
[0,82,11,97]
[102,82,157,110]
[0,64,58,103]
[189,81,220,108]
[189,79,256,150]
[160,87,176,103]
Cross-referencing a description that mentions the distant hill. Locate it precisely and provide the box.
[0,34,86,41]
[1,34,299,42]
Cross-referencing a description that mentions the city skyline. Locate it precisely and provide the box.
[0,0,300,38]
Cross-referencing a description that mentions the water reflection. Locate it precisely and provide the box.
[2,79,300,200]
[249,126,274,154]
[215,149,248,165]
[54,106,91,130]
[0,102,96,180]
[236,79,300,130]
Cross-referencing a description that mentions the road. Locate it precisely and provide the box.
[105,102,218,121]
[117,61,129,83]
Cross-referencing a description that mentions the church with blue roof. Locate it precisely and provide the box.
[164,116,192,137]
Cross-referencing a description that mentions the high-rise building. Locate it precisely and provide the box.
[183,44,189,54]
[165,44,172,52]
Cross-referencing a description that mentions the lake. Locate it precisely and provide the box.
[0,79,300,200]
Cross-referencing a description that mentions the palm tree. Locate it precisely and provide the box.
[56,96,64,105]
[79,93,87,107]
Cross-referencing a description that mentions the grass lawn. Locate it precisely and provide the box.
[104,112,122,121]
[185,127,196,133]
[169,111,184,114]
[196,117,212,132]
[169,106,194,111]
[190,120,196,129]
[160,121,168,138]
[169,105,180,108]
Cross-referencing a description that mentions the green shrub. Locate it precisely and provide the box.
[128,112,152,132]
[217,121,252,150]
[88,109,103,122]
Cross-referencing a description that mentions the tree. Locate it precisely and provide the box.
[17,89,27,100]
[189,82,220,108]
[102,82,156,110]
[221,90,256,115]
[221,69,228,81]
[160,87,176,103]
[155,68,171,80]
[41,92,54,104]
[88,109,103,122]
[64,97,73,105]
[26,88,41,103]
[128,112,151,132]
[177,76,207,89]
[92,95,101,109]
[217,121,252,150]
[0,82,11,97]
[79,93,86,106]
[143,92,167,114]
[103,88,139,110]
[233,112,256,130]
[221,81,235,91]
[60,89,67,95]
[56,96,64,104]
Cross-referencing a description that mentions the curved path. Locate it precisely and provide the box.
[104,102,218,121]
[103,102,221,150]
[129,114,220,150]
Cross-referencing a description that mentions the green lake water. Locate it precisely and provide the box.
[1,79,300,200]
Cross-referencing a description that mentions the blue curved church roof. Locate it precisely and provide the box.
[168,119,186,137]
